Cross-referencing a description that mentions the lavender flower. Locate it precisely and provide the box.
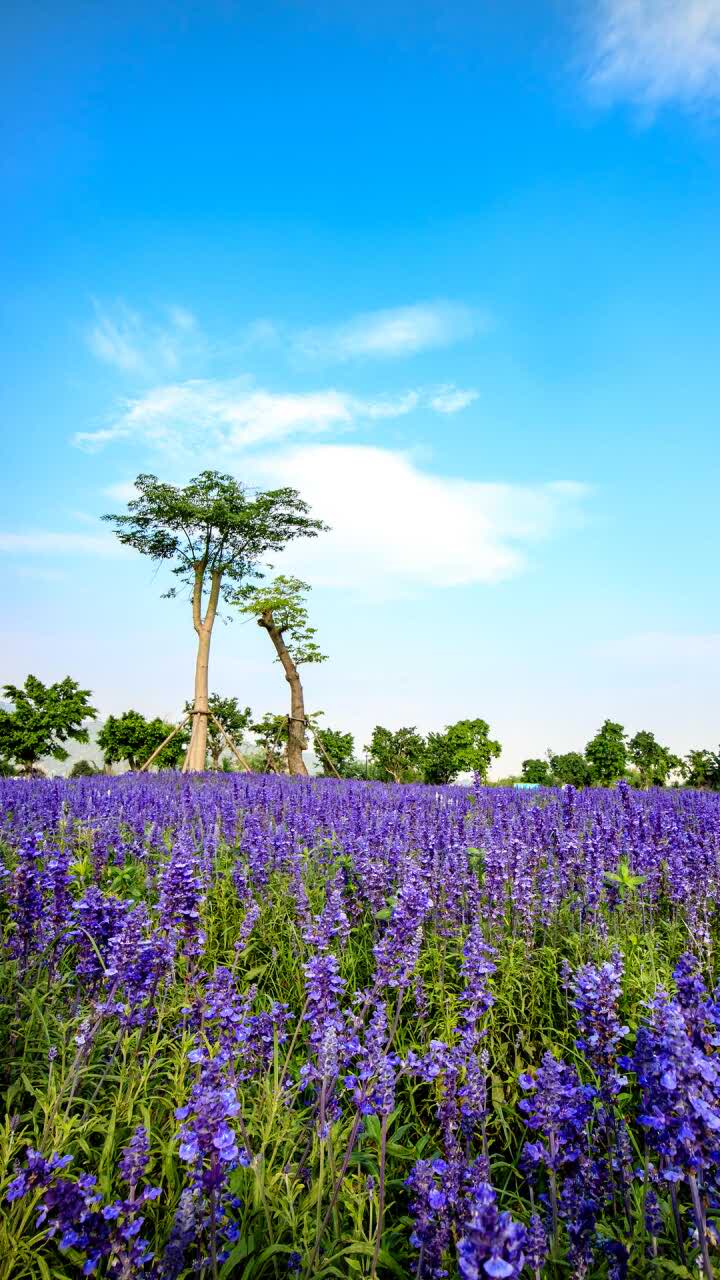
[519,1052,593,1176]
[175,1055,249,1187]
[634,989,720,1182]
[161,1187,202,1280]
[519,1052,594,1250]
[303,951,346,1055]
[41,840,73,955]
[7,836,44,969]
[158,834,205,957]
[565,951,629,1101]
[6,1144,159,1277]
[525,1215,547,1273]
[188,966,289,1080]
[170,1053,248,1272]
[344,1003,398,1116]
[456,924,495,1056]
[104,903,174,1028]
[74,887,128,988]
[118,1126,150,1190]
[406,1157,452,1278]
[373,868,431,992]
[456,1182,527,1279]
[234,898,260,954]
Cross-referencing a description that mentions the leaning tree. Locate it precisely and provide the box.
[237,575,326,775]
[103,472,327,772]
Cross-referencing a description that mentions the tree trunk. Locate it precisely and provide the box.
[184,564,222,773]
[186,626,211,771]
[259,611,308,776]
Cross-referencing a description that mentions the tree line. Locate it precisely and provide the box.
[1,678,718,790]
[519,719,720,790]
[0,674,501,785]
[1,469,717,787]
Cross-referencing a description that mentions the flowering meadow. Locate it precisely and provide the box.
[1,775,720,1279]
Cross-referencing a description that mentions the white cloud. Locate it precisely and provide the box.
[0,532,125,556]
[429,386,479,414]
[72,378,477,453]
[602,631,720,662]
[294,301,482,363]
[86,301,201,375]
[585,0,720,110]
[252,444,588,593]
[2,447,584,593]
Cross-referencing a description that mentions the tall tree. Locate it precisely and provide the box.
[69,759,100,777]
[0,675,96,774]
[585,720,627,787]
[521,758,552,785]
[367,725,426,784]
[682,748,720,790]
[628,730,680,788]
[313,726,358,778]
[423,719,501,785]
[548,751,591,788]
[422,732,456,785]
[97,710,188,771]
[103,473,326,771]
[251,712,289,773]
[236,576,326,776]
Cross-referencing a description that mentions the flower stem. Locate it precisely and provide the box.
[371,1113,388,1280]
[306,1111,363,1276]
[689,1173,714,1280]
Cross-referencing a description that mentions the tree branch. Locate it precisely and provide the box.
[192,562,206,635]
[202,569,223,631]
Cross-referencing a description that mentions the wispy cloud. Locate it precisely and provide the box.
[294,301,482,363]
[253,444,588,594]
[85,298,485,379]
[585,0,720,111]
[602,631,720,662]
[72,378,478,454]
[86,301,201,376]
[429,385,479,414]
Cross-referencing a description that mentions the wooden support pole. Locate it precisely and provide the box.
[307,722,342,779]
[265,717,285,773]
[208,710,255,774]
[140,713,191,773]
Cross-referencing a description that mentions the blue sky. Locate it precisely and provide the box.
[2,0,719,772]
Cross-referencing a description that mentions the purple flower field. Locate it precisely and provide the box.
[1,773,720,1278]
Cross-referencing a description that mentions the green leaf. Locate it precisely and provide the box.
[363,1114,382,1141]
[218,1232,256,1276]
[241,965,268,983]
[336,1243,407,1277]
[650,1261,694,1278]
